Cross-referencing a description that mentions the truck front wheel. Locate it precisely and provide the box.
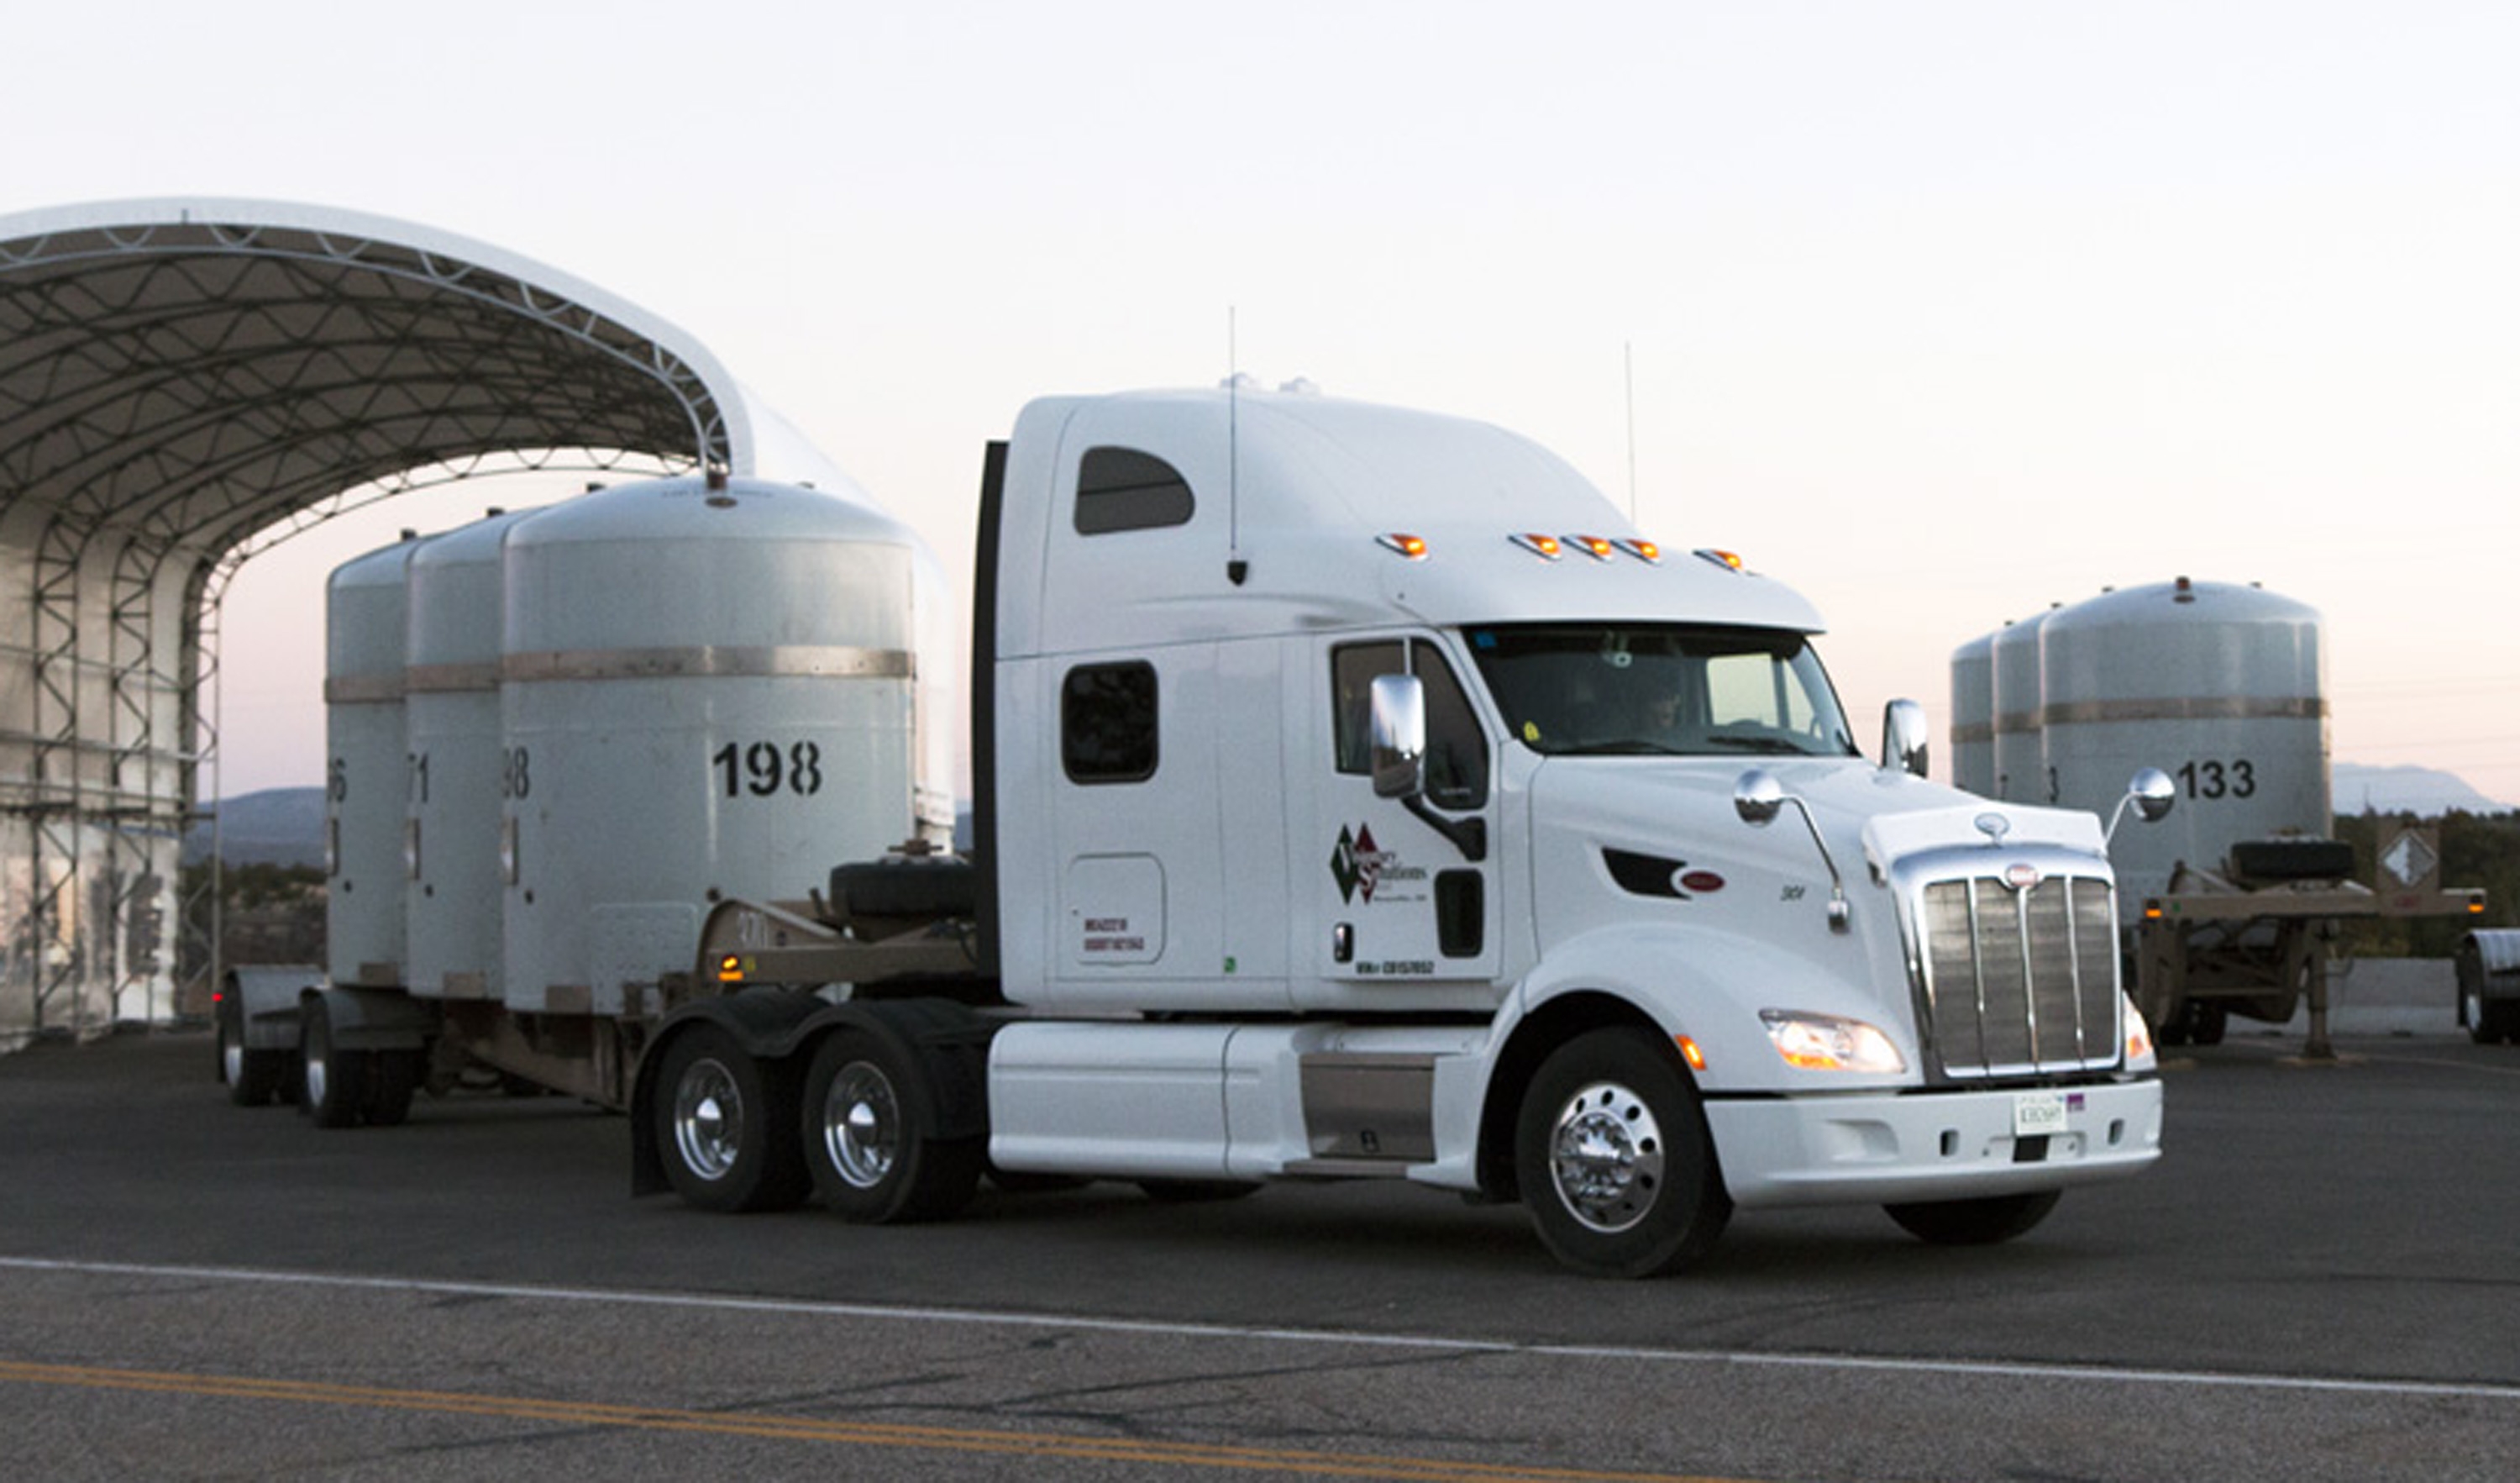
[1515,1028,1731,1278]
[654,1027,808,1212]
[1884,1189,2061,1245]
[801,1029,982,1224]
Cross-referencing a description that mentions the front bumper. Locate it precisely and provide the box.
[1705,1076,2162,1209]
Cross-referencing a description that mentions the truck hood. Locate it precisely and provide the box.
[1530,754,2110,879]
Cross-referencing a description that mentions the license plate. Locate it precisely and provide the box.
[2013,1091,2070,1137]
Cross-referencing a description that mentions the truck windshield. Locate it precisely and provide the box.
[1462,624,1858,759]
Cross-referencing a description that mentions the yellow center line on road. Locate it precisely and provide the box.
[0,1359,1749,1483]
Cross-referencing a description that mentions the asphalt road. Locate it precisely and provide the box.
[2,971,2515,1481]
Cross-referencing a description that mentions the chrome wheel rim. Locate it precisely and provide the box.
[220,1029,243,1086]
[822,1062,900,1191]
[303,1033,330,1108]
[1548,1080,1664,1233]
[672,1058,744,1181]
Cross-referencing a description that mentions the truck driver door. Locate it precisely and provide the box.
[1303,635,1500,1001]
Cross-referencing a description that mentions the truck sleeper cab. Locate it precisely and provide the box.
[638,386,2164,1277]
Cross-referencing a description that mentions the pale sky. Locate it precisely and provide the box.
[10,2,2516,803]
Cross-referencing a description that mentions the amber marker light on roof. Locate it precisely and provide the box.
[1511,533,1563,560]
[1567,534,1616,560]
[1377,533,1429,560]
[1693,547,1745,571]
[1615,539,1661,563]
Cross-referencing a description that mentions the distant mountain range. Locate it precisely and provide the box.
[186,787,326,867]
[187,764,2507,871]
[2331,763,2511,818]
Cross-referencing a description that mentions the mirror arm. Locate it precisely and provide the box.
[1404,794,1487,863]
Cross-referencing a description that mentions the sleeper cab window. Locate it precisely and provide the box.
[1074,447,1194,534]
[1062,661,1159,783]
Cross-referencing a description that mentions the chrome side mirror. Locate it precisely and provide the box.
[2105,766,2176,845]
[1881,698,1929,779]
[1369,672,1427,800]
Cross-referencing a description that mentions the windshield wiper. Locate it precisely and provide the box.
[1701,733,1813,755]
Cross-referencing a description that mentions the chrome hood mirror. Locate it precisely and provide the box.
[2105,766,2176,845]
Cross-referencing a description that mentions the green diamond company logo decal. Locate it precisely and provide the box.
[1330,823,1380,904]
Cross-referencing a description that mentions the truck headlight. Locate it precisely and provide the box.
[1759,1011,1906,1074]
[2124,995,2156,1070]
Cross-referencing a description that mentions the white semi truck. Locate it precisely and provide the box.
[229,384,2170,1277]
[637,386,2170,1275]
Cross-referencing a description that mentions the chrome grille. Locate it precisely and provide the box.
[1919,873,2119,1079]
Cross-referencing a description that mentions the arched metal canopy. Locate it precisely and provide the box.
[0,197,755,571]
[0,197,768,1046]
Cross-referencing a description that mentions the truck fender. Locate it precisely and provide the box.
[1511,923,1918,1096]
[628,988,827,1197]
[297,983,438,1054]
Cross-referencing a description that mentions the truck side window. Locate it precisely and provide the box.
[1063,662,1159,782]
[1075,447,1194,534]
[1331,641,1488,809]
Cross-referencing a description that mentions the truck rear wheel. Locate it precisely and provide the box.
[802,1028,982,1223]
[1885,1190,2061,1245]
[1515,1028,1731,1278]
[300,999,369,1129]
[654,1027,808,1212]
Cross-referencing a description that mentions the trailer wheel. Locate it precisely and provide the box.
[300,1000,369,1129]
[1515,1028,1731,1278]
[220,1010,286,1108]
[363,1049,422,1128]
[802,1029,982,1223]
[655,1027,808,1213]
[1884,1189,2061,1245]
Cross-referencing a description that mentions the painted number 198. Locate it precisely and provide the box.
[711,740,824,798]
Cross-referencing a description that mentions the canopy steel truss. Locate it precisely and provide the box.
[0,199,753,1045]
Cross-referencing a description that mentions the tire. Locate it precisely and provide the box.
[1137,1179,1263,1203]
[654,1027,809,1213]
[829,857,976,922]
[1514,1028,1731,1278]
[801,1028,983,1223]
[300,999,369,1129]
[2476,997,2520,1046]
[1885,1189,2061,1245]
[221,1013,285,1108]
[363,1049,422,1128]
[2174,999,2227,1047]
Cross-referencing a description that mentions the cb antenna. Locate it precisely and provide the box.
[1624,339,1639,523]
[1226,307,1247,585]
